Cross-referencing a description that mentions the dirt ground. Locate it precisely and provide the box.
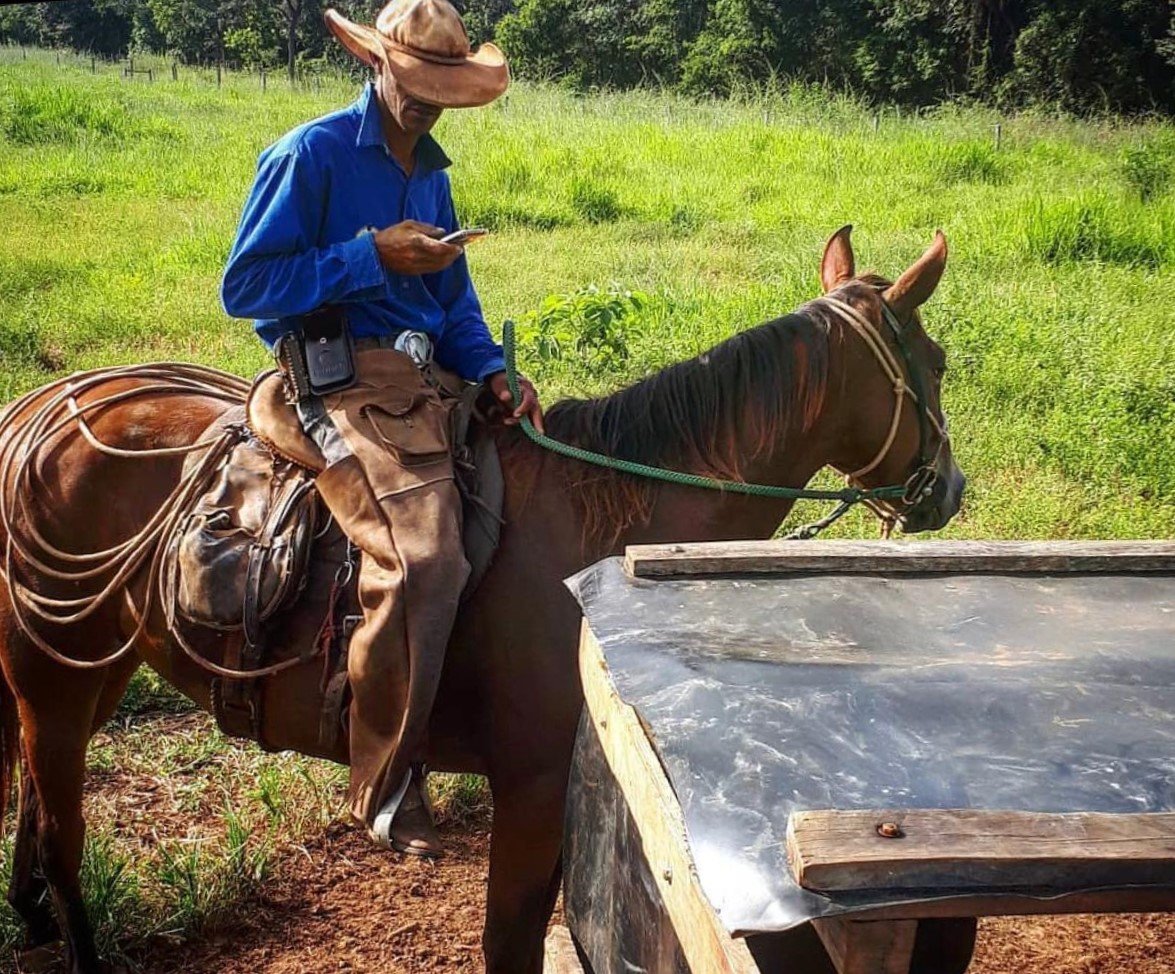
[118,818,1175,974]
[9,710,1175,974]
[138,820,494,974]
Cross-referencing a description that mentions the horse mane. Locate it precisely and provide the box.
[539,304,839,547]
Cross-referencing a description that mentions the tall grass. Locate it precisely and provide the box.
[1,48,1171,541]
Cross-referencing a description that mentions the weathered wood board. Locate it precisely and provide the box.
[566,625,758,974]
[544,927,586,974]
[788,809,1175,892]
[625,539,1175,578]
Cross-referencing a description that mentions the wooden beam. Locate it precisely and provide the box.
[787,809,1175,893]
[543,926,585,974]
[813,917,918,974]
[625,540,1175,579]
[578,623,759,974]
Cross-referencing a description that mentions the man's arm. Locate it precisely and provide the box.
[427,181,543,431]
[426,182,507,383]
[221,146,386,320]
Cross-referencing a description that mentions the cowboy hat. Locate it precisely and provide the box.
[324,0,509,109]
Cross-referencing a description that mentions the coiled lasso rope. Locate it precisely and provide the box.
[0,364,250,670]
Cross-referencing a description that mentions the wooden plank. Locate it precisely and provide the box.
[787,809,1175,893]
[625,540,1175,579]
[543,926,585,974]
[578,623,759,974]
[812,917,918,974]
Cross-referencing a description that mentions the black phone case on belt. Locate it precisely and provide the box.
[301,306,356,396]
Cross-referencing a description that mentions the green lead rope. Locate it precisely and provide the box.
[501,320,907,516]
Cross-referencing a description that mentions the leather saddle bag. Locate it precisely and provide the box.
[171,416,319,642]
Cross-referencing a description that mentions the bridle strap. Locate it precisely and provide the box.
[821,296,922,480]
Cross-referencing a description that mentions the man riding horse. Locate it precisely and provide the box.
[221,0,544,858]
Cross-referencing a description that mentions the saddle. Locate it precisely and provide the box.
[166,368,504,750]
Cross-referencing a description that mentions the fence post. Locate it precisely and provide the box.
[172,61,178,82]
[873,113,880,134]
[216,61,222,87]
[56,50,60,65]
[261,68,266,91]
[995,123,1002,151]
[147,67,153,82]
[91,56,96,74]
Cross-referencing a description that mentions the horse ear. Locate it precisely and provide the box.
[883,231,949,323]
[821,225,855,293]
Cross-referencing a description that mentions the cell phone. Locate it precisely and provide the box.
[439,227,490,247]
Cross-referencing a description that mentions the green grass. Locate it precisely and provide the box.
[2,46,1172,539]
[0,43,1173,959]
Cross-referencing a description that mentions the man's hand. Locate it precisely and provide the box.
[373,220,462,275]
[488,372,544,435]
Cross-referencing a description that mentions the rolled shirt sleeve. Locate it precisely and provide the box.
[221,145,386,321]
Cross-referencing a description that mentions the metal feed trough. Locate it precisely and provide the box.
[544,540,1175,974]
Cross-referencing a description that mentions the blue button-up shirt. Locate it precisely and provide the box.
[221,83,505,383]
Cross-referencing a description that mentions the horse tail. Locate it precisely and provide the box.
[0,658,18,831]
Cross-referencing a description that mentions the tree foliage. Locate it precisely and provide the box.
[2,0,1174,112]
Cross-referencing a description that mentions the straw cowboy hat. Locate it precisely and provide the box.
[324,0,509,108]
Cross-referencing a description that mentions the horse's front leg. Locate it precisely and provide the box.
[483,766,570,974]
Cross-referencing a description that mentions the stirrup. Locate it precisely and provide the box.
[370,770,414,847]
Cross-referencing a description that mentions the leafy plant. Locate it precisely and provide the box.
[519,284,647,373]
[155,804,270,934]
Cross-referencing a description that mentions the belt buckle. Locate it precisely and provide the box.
[393,330,432,368]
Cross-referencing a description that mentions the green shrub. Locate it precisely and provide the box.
[114,668,194,721]
[519,283,647,374]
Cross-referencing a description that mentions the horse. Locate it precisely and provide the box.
[0,227,964,974]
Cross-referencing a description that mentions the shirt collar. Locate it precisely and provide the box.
[354,83,452,172]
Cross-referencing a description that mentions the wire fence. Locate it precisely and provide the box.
[0,43,364,96]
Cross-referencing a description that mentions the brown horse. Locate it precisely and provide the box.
[0,227,963,974]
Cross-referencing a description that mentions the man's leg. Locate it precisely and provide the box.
[346,480,468,850]
[300,362,469,854]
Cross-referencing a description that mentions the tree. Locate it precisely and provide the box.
[283,0,305,80]
[461,0,516,46]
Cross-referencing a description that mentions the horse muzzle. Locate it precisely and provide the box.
[899,465,965,534]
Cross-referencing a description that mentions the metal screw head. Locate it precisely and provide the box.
[877,821,905,839]
[662,868,673,883]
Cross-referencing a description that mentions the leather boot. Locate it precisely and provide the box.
[370,769,443,859]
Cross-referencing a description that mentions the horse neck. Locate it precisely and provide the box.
[600,383,844,553]
[613,420,833,551]
[536,304,860,560]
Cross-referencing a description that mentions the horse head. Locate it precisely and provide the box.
[815,225,965,534]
